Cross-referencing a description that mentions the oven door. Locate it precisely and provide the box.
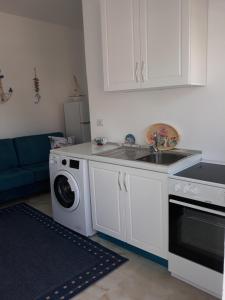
[169,195,225,273]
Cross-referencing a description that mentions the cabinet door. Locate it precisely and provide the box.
[140,0,188,88]
[89,162,125,240]
[100,0,141,91]
[125,167,168,258]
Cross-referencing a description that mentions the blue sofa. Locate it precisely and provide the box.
[0,132,63,204]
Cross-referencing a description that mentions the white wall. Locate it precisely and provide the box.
[0,12,87,138]
[82,0,225,162]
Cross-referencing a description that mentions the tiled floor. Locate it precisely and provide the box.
[5,194,217,300]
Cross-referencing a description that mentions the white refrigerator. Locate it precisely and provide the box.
[64,96,91,144]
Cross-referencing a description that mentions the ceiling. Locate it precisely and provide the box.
[0,0,83,29]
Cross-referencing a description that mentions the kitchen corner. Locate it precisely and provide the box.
[50,0,225,298]
[51,140,202,261]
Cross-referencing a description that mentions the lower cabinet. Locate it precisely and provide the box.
[88,162,126,241]
[89,161,168,259]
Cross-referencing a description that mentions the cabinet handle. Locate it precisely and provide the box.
[141,61,145,82]
[118,171,122,191]
[124,173,128,192]
[135,62,139,82]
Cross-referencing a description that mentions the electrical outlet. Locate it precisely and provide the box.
[97,119,104,127]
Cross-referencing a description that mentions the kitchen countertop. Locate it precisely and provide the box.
[50,142,202,174]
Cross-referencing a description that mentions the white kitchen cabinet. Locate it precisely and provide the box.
[125,168,168,258]
[100,0,208,91]
[100,0,140,91]
[89,161,168,259]
[89,162,125,241]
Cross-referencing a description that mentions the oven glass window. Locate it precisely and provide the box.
[169,202,225,273]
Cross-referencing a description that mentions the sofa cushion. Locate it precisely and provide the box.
[0,168,34,192]
[14,132,63,166]
[23,162,49,182]
[0,139,18,171]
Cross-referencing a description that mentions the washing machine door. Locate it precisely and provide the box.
[53,171,80,211]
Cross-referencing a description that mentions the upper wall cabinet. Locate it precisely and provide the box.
[100,0,208,91]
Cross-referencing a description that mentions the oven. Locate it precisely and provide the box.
[168,166,225,298]
[169,195,225,274]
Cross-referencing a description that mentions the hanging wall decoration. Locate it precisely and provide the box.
[72,74,82,97]
[0,70,13,104]
[33,67,41,104]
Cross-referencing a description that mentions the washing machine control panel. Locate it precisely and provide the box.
[50,155,80,170]
[70,160,80,169]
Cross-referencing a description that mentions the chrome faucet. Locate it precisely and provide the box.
[150,131,159,152]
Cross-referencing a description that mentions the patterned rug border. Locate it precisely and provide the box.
[1,204,128,300]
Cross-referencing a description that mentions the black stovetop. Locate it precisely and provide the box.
[175,162,225,185]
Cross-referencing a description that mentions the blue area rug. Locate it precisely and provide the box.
[0,204,128,300]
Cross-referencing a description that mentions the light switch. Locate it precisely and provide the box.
[97,119,104,127]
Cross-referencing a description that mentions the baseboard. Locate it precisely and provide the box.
[97,232,168,268]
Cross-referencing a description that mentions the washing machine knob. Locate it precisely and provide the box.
[62,159,67,166]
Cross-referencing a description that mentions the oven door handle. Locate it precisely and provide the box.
[170,199,225,217]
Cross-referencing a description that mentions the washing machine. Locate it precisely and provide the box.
[49,152,95,236]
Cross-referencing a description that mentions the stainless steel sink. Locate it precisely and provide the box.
[97,146,150,161]
[137,152,189,165]
[97,146,190,165]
